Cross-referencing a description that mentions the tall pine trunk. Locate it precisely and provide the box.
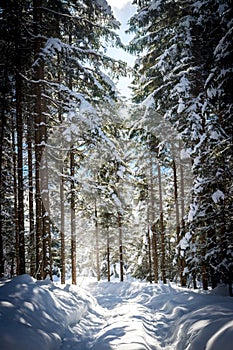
[27,117,35,277]
[33,0,43,279]
[179,142,187,286]
[95,199,100,281]
[149,153,158,283]
[41,148,52,280]
[58,53,66,284]
[158,164,166,284]
[60,172,66,284]
[107,225,111,282]
[0,64,7,277]
[118,212,124,282]
[146,201,152,283]
[70,149,76,285]
[12,126,19,275]
[15,0,25,275]
[172,158,184,286]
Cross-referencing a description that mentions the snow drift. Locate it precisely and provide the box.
[0,275,232,350]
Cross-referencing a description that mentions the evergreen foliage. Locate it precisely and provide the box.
[128,0,233,293]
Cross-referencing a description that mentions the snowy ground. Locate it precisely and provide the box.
[0,275,232,350]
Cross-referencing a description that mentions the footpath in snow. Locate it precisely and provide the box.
[0,275,232,350]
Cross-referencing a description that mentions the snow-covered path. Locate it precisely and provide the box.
[61,281,160,350]
[0,275,233,350]
[62,283,162,350]
[60,280,233,350]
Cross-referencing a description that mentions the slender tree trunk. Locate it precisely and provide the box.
[33,0,43,279]
[68,29,76,285]
[158,164,166,284]
[179,142,187,286]
[70,149,76,285]
[173,158,186,286]
[33,0,52,281]
[60,173,66,284]
[12,127,19,275]
[149,153,158,283]
[95,199,100,281]
[15,1,25,274]
[16,76,25,275]
[0,205,3,277]
[107,226,110,282]
[0,67,7,277]
[201,232,208,290]
[191,232,197,289]
[179,141,185,224]
[58,53,66,284]
[146,207,152,283]
[28,117,35,276]
[41,148,52,280]
[118,212,124,282]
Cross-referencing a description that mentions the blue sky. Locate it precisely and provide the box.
[107,0,137,98]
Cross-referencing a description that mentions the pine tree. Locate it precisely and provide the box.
[0,0,128,280]
[128,0,233,292]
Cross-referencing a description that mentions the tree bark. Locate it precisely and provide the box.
[146,204,152,283]
[173,158,184,286]
[118,212,124,282]
[12,126,19,275]
[149,153,158,283]
[95,199,100,281]
[178,142,187,286]
[0,65,7,277]
[60,172,66,284]
[33,0,43,279]
[70,149,76,285]
[41,148,52,280]
[58,53,66,284]
[158,164,166,284]
[107,226,111,282]
[15,0,25,275]
[27,116,35,277]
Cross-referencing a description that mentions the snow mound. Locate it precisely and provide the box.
[0,276,232,350]
[0,275,94,350]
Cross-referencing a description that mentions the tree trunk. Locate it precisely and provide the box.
[201,232,208,290]
[179,141,185,223]
[58,53,66,284]
[33,0,43,280]
[173,158,186,286]
[191,232,197,289]
[158,164,166,284]
[118,212,124,282]
[15,0,25,274]
[70,149,76,285]
[107,226,110,282]
[12,127,19,275]
[60,172,66,284]
[27,117,35,277]
[179,142,187,287]
[16,75,25,275]
[95,199,100,281]
[146,221,152,283]
[41,148,52,280]
[149,153,158,283]
[0,66,7,277]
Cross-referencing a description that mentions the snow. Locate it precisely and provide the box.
[212,189,225,203]
[1,275,233,350]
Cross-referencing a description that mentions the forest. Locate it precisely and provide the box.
[0,0,232,297]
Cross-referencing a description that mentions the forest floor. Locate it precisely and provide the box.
[0,274,232,350]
